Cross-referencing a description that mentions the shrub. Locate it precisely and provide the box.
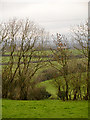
[2,66,51,100]
[58,91,66,101]
[36,68,60,82]
[27,87,51,100]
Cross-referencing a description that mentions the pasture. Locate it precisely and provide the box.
[1,49,88,118]
[1,49,85,64]
[2,99,88,118]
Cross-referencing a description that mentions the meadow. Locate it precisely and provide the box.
[0,49,82,63]
[2,99,88,118]
[2,67,88,118]
[1,49,88,118]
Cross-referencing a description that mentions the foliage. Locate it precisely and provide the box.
[2,65,51,100]
[36,68,59,82]
[27,87,51,100]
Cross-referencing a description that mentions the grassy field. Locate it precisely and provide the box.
[2,99,88,118]
[3,49,84,55]
[1,49,85,63]
[1,49,88,119]
[38,72,87,98]
[2,56,51,63]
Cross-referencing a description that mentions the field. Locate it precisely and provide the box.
[39,72,87,97]
[2,99,88,118]
[1,49,88,118]
[1,49,85,64]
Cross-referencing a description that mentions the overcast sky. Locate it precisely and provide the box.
[0,0,88,34]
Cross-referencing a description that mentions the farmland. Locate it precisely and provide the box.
[1,49,87,65]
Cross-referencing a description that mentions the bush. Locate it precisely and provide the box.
[27,87,51,100]
[2,66,51,100]
[36,68,60,82]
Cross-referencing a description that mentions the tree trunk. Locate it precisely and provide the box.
[88,5,90,100]
[66,82,68,100]
[73,90,77,100]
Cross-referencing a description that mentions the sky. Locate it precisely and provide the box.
[0,0,88,35]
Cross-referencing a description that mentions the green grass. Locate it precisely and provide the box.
[1,49,88,118]
[2,49,87,63]
[39,72,87,98]
[69,49,86,55]
[40,79,57,98]
[2,56,51,63]
[3,50,53,56]
[2,99,88,118]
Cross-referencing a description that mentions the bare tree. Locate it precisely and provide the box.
[49,33,71,100]
[71,22,89,100]
[1,18,48,100]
